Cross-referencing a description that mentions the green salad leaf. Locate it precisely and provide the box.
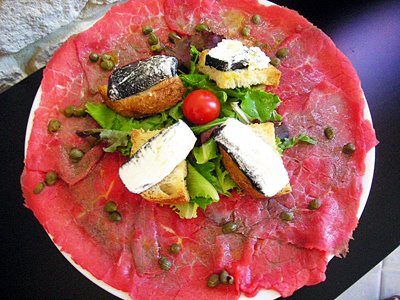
[171,202,199,219]
[99,130,131,153]
[240,90,282,122]
[191,118,228,135]
[276,134,317,153]
[193,139,218,164]
[186,163,219,209]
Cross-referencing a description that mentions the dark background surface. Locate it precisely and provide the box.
[1,0,399,299]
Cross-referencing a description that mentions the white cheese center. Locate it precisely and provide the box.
[119,120,196,194]
[208,39,270,71]
[215,118,289,197]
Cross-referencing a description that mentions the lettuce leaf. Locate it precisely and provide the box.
[186,163,219,209]
[276,134,317,153]
[240,90,281,122]
[191,118,228,135]
[171,202,199,219]
[193,139,218,164]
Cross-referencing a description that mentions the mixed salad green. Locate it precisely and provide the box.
[84,46,316,218]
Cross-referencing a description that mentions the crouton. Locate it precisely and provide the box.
[99,76,185,118]
[130,129,190,205]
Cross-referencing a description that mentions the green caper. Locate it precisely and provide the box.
[168,32,181,43]
[207,274,220,288]
[219,270,234,285]
[148,32,159,45]
[69,148,84,162]
[89,52,99,62]
[222,221,238,234]
[251,14,262,25]
[142,25,153,35]
[343,143,355,155]
[72,107,87,117]
[241,26,251,37]
[100,60,114,71]
[151,44,163,53]
[47,119,61,133]
[104,201,117,213]
[158,256,172,270]
[308,198,322,210]
[45,171,58,186]
[102,54,112,61]
[195,23,210,32]
[280,211,294,221]
[63,105,75,117]
[276,48,289,59]
[169,243,181,254]
[324,126,334,140]
[270,56,280,67]
[33,182,45,194]
[109,211,122,222]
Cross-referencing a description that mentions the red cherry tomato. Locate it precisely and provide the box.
[182,89,220,125]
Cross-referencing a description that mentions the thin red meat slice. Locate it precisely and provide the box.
[236,238,327,298]
[25,38,103,185]
[74,0,170,93]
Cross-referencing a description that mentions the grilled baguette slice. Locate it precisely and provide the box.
[198,50,281,89]
[220,122,291,199]
[130,129,190,205]
[99,76,185,118]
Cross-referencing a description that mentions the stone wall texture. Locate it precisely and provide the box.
[0,0,123,93]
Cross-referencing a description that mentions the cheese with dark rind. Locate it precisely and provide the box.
[107,55,178,101]
[99,76,185,118]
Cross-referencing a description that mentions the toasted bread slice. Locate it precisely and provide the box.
[219,122,291,199]
[198,50,281,89]
[99,76,185,118]
[130,129,190,205]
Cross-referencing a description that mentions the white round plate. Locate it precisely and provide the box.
[23,0,375,299]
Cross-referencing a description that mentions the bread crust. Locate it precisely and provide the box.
[130,128,190,205]
[99,76,185,118]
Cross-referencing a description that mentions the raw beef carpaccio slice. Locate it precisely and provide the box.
[21,0,377,299]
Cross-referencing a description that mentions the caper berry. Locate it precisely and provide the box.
[104,201,117,213]
[69,148,84,162]
[109,211,122,222]
[207,274,220,288]
[241,26,251,37]
[45,171,58,186]
[148,32,159,45]
[219,270,234,285]
[158,256,172,270]
[89,52,99,62]
[142,25,153,35]
[100,60,114,71]
[72,107,87,118]
[252,14,262,25]
[169,243,181,254]
[222,221,238,234]
[343,143,355,155]
[168,32,181,43]
[195,23,210,32]
[63,105,75,118]
[324,126,334,140]
[151,44,163,53]
[47,119,61,133]
[280,211,294,221]
[270,56,280,67]
[33,182,45,194]
[102,54,112,61]
[308,198,322,210]
[276,48,289,59]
